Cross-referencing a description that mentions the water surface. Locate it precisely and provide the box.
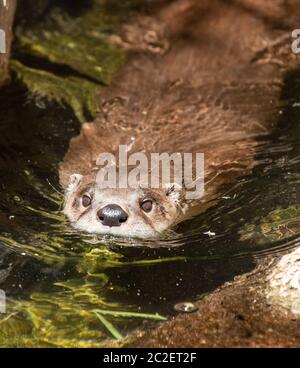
[1,69,300,347]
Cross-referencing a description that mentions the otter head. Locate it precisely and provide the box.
[63,174,185,238]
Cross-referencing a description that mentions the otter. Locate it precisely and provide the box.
[60,0,300,238]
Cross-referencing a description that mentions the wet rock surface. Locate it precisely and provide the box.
[11,0,139,121]
[267,247,300,316]
[127,257,300,348]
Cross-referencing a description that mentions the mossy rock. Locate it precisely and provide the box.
[239,205,300,244]
[11,60,100,122]
[11,0,138,122]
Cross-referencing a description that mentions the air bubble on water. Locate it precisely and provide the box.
[174,302,198,313]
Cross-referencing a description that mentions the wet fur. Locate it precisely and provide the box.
[60,0,300,235]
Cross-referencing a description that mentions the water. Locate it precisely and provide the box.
[1,68,300,346]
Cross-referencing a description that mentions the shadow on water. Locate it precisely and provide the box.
[1,67,300,345]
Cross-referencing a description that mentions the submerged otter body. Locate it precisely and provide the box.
[60,0,300,238]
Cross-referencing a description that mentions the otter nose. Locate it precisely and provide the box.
[97,204,128,227]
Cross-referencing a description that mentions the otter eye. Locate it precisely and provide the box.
[141,199,153,213]
[82,194,92,207]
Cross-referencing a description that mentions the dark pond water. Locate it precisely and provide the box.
[1,68,300,346]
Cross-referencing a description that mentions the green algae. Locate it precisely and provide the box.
[0,300,113,347]
[0,233,177,347]
[0,274,122,347]
[11,0,136,121]
[239,205,300,244]
[11,60,100,122]
[0,272,166,347]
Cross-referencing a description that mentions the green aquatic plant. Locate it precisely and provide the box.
[94,310,166,340]
[0,236,179,347]
[95,313,124,340]
[0,276,119,347]
[78,246,187,275]
[94,309,167,320]
[0,271,167,347]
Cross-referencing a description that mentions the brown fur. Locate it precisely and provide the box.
[60,0,300,220]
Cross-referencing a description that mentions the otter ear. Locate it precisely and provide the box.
[164,182,183,204]
[67,174,83,192]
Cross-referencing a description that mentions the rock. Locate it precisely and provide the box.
[126,262,300,348]
[11,0,137,121]
[267,247,300,315]
[125,248,300,347]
